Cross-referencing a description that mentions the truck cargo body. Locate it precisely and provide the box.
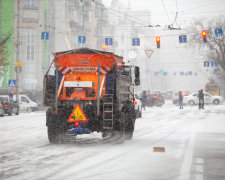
[44,48,140,143]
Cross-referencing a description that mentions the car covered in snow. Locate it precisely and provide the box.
[183,92,224,105]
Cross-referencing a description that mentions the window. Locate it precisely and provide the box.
[188,71,192,76]
[26,0,35,8]
[26,29,35,61]
[21,96,29,103]
[180,72,184,76]
[173,72,177,76]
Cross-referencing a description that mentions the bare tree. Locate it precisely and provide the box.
[0,34,10,74]
[189,16,225,72]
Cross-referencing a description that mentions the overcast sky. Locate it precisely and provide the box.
[101,0,225,27]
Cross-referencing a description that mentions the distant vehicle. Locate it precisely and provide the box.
[13,95,38,112]
[133,98,142,118]
[146,93,165,107]
[205,82,220,96]
[183,92,224,105]
[0,101,4,117]
[166,90,173,99]
[0,96,19,116]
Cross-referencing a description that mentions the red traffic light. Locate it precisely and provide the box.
[202,31,207,36]
[156,37,160,42]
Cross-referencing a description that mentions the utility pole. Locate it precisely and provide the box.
[16,0,21,104]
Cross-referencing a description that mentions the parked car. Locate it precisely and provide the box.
[0,101,4,117]
[133,98,142,118]
[183,92,224,105]
[0,96,19,116]
[146,93,165,107]
[13,95,38,112]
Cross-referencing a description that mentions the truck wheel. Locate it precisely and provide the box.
[125,120,134,140]
[48,122,60,144]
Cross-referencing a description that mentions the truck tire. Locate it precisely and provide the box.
[47,114,60,144]
[125,119,134,140]
[48,124,60,144]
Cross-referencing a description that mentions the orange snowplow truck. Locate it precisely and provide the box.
[44,48,140,143]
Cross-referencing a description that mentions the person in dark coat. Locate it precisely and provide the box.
[141,91,147,110]
[198,89,204,109]
[178,91,183,109]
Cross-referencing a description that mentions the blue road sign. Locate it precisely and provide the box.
[78,36,86,44]
[105,38,113,46]
[41,32,49,40]
[211,61,218,67]
[8,80,16,87]
[204,61,209,67]
[132,38,140,46]
[179,35,187,43]
[215,28,223,37]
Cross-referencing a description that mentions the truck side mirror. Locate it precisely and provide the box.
[134,66,140,86]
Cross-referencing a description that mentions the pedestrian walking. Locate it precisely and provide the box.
[198,89,204,109]
[178,91,183,109]
[141,91,147,110]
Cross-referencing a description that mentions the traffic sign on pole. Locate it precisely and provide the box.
[105,38,113,45]
[78,36,86,44]
[132,38,140,46]
[179,35,187,43]
[8,80,16,87]
[215,28,223,37]
[41,32,49,40]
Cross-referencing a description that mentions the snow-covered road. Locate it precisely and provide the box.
[1,101,225,180]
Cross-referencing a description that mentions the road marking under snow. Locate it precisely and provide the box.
[179,124,197,180]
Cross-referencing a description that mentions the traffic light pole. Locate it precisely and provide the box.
[16,0,20,105]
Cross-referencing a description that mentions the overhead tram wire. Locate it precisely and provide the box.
[161,0,172,25]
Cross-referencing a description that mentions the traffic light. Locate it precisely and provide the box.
[156,37,160,48]
[202,31,207,43]
[102,44,107,50]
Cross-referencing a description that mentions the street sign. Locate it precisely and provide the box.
[8,80,16,87]
[211,61,218,67]
[41,32,49,40]
[215,28,223,37]
[105,38,113,45]
[132,38,140,46]
[204,61,209,67]
[67,104,88,123]
[16,61,22,67]
[179,35,187,43]
[78,36,86,44]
